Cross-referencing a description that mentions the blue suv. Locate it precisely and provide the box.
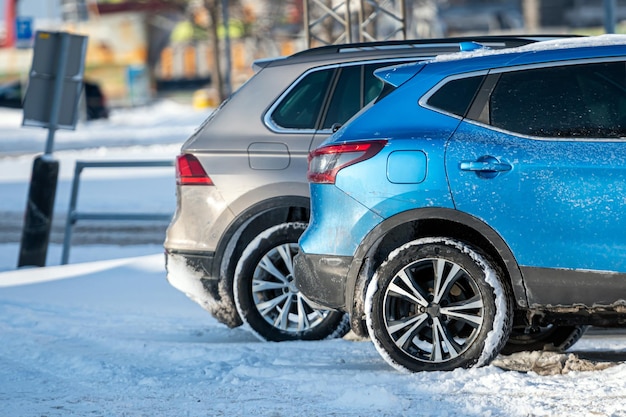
[294,35,626,372]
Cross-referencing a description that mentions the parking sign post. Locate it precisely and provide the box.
[18,31,88,268]
[17,156,60,267]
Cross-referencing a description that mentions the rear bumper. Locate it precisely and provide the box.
[165,249,218,303]
[164,250,240,326]
[294,251,353,311]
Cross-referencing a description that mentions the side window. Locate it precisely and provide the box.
[271,69,333,130]
[577,63,626,137]
[489,62,626,138]
[427,75,485,117]
[363,63,385,103]
[321,61,405,130]
[322,66,362,129]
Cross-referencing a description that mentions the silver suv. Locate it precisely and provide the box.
[164,36,555,342]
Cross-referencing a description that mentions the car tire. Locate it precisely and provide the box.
[500,325,587,355]
[234,222,350,342]
[365,237,513,372]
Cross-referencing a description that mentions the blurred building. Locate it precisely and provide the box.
[0,0,307,106]
[1,0,623,107]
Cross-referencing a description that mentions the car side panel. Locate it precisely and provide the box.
[522,266,626,308]
[327,81,461,219]
[333,136,454,219]
[299,183,383,257]
[447,121,626,304]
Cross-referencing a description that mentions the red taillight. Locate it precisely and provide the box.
[176,154,213,185]
[307,140,387,184]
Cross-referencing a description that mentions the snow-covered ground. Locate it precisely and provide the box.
[1,103,626,417]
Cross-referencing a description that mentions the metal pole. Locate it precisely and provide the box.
[605,0,617,34]
[221,0,232,97]
[60,160,174,265]
[18,156,59,267]
[400,0,406,40]
[304,0,311,48]
[61,162,84,265]
[346,0,352,43]
[44,32,71,155]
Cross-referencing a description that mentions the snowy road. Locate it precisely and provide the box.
[1,254,626,417]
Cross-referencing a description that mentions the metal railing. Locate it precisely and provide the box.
[61,159,174,265]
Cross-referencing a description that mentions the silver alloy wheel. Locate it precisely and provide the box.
[235,222,350,342]
[252,242,329,332]
[382,257,484,363]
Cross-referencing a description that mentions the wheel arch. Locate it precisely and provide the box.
[347,207,526,335]
[212,194,311,287]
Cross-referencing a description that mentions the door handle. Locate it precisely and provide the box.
[459,156,511,178]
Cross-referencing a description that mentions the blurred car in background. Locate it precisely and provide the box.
[82,80,109,120]
[0,79,109,120]
[439,0,524,35]
[564,0,626,27]
[0,80,23,108]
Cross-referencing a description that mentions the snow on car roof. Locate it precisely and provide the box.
[432,34,626,63]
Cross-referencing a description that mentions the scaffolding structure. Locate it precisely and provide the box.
[303,0,408,47]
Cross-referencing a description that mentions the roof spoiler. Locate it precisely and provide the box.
[252,56,286,73]
[459,41,491,52]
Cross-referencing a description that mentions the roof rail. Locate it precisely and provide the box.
[290,35,579,58]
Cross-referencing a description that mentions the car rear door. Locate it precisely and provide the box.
[445,60,626,304]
